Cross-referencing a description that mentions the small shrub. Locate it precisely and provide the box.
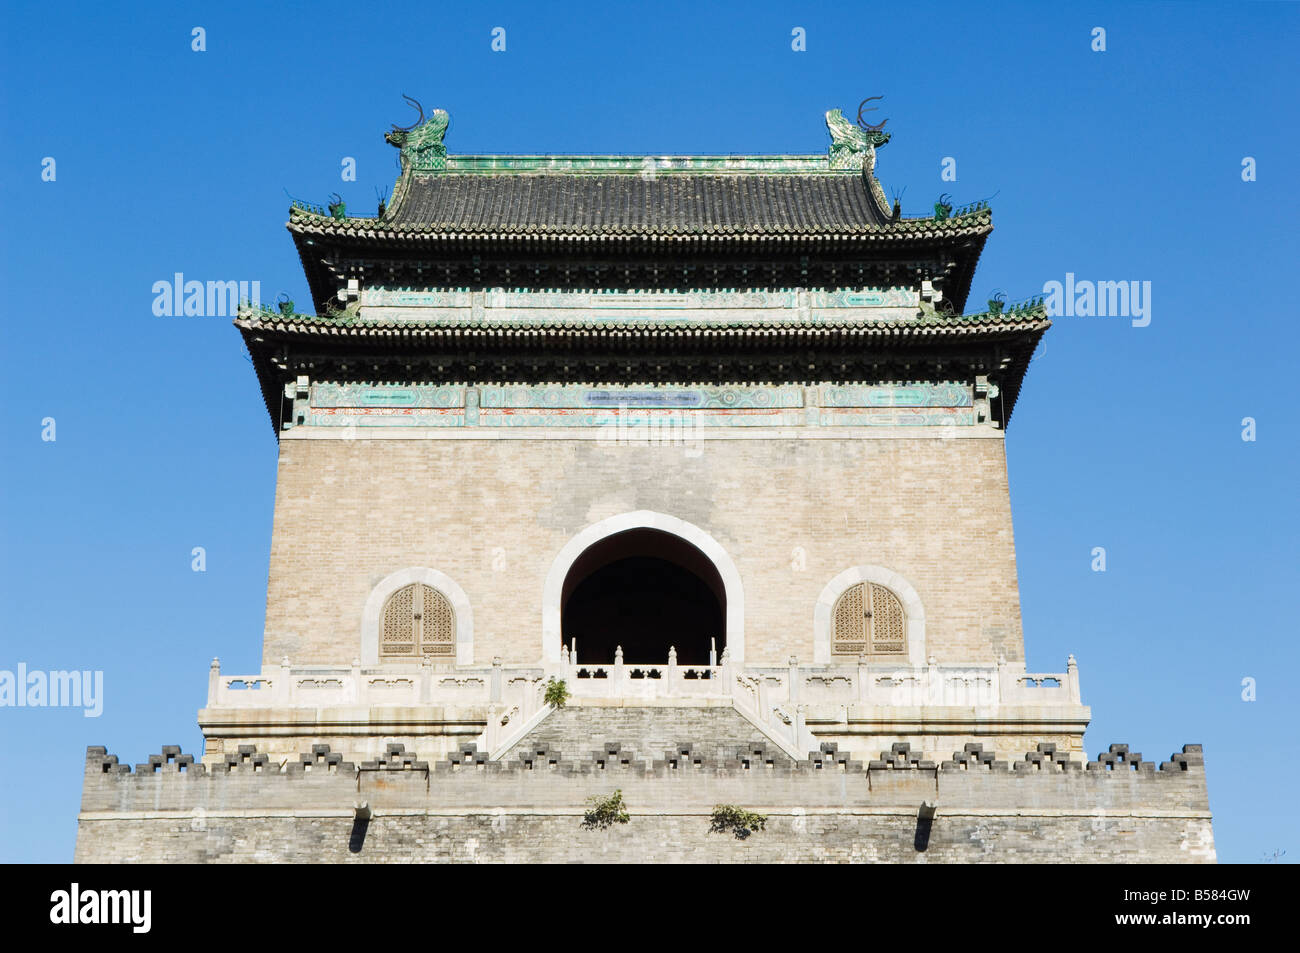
[544,677,569,709]
[710,804,767,840]
[582,790,630,830]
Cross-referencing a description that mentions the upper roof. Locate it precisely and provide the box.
[378,171,897,235]
[286,106,992,246]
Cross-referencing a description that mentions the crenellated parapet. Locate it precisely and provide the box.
[77,740,1213,863]
[82,740,1210,784]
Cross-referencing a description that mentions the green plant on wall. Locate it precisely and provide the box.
[544,677,569,709]
[582,790,629,830]
[710,804,767,840]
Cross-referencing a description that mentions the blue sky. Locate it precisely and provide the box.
[1,1,1296,863]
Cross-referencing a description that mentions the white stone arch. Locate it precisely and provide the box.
[814,565,926,666]
[361,567,474,666]
[542,510,745,664]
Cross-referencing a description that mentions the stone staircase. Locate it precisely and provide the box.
[499,704,795,765]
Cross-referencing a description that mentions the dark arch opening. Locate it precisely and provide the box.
[561,528,725,666]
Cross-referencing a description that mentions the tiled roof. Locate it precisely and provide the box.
[286,175,992,243]
[392,172,893,233]
[236,302,1048,337]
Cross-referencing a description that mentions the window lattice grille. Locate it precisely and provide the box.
[832,583,867,656]
[381,584,416,656]
[419,584,455,656]
[380,583,455,659]
[868,584,906,654]
[831,582,906,657]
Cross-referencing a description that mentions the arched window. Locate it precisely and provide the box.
[832,582,906,656]
[380,583,455,659]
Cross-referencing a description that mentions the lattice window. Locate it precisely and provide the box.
[831,583,906,657]
[380,583,455,659]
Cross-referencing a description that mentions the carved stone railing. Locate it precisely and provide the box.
[756,655,1083,709]
[206,653,1081,711]
[563,645,728,700]
[204,651,1083,761]
[205,656,545,715]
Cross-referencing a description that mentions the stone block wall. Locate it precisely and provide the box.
[262,431,1024,669]
[75,741,1214,864]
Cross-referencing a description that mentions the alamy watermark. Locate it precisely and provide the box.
[0,663,103,717]
[50,884,150,933]
[152,273,260,316]
[1042,273,1151,327]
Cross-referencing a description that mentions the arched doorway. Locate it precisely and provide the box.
[561,528,725,665]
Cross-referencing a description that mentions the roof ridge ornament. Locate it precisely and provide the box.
[825,101,890,171]
[385,95,450,172]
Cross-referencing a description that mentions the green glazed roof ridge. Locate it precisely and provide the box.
[437,154,846,174]
[236,299,1045,331]
[286,204,993,234]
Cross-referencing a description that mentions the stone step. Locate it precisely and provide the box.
[500,704,794,766]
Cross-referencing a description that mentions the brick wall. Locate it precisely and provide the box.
[262,432,1025,668]
[74,744,1215,864]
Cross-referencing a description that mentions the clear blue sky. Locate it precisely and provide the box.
[1,1,1295,863]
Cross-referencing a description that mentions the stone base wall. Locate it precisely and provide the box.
[75,742,1215,864]
[76,813,1214,864]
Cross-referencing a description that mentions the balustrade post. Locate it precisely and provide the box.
[420,656,433,704]
[857,658,868,704]
[351,657,363,707]
[521,675,534,721]
[1067,654,1081,704]
[613,645,625,695]
[788,656,799,705]
[276,656,292,706]
[491,657,503,704]
[667,646,677,697]
[207,657,221,707]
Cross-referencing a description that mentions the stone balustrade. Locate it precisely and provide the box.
[205,652,1082,714]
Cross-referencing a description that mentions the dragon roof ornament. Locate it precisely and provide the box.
[381,96,888,179]
[385,95,451,172]
[825,102,890,171]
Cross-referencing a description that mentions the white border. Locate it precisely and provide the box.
[541,510,745,664]
[361,567,474,666]
[814,565,926,666]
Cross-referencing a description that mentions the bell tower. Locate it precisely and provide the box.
[75,103,1213,865]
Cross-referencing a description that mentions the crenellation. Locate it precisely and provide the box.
[868,742,936,771]
[223,745,271,773]
[298,744,353,774]
[1014,742,1078,773]
[508,744,561,770]
[807,742,865,773]
[361,743,429,772]
[82,738,1210,789]
[75,735,1213,863]
[442,742,490,769]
